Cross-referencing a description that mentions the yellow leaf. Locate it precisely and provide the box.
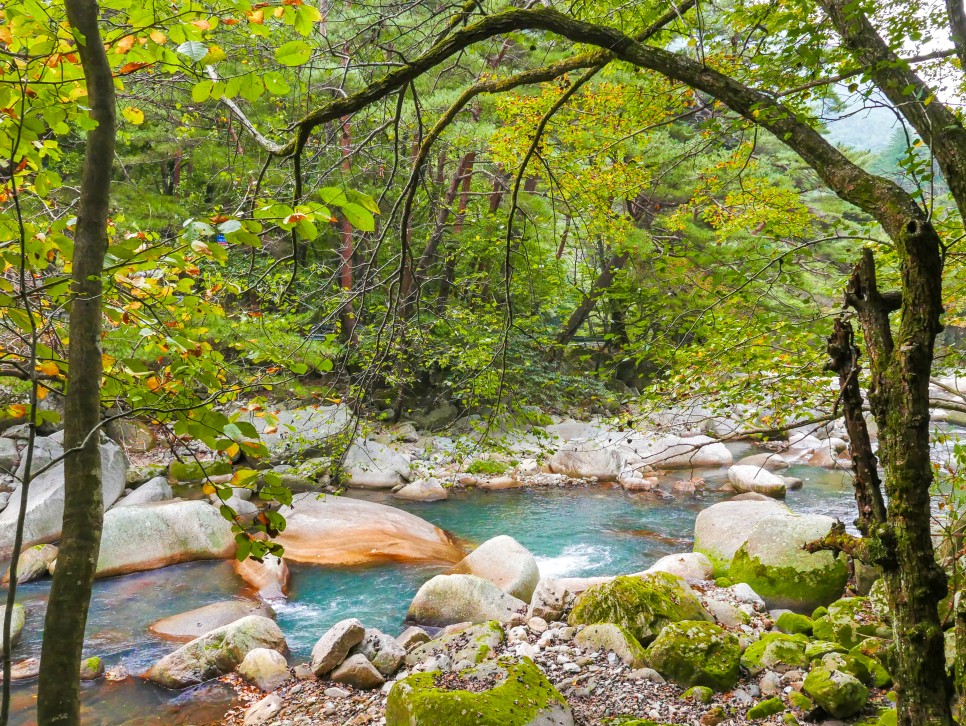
[8,404,26,418]
[149,30,166,44]
[36,361,59,376]
[122,107,144,125]
[201,483,216,496]
[224,443,240,459]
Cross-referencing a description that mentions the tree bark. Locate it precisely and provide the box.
[38,0,115,722]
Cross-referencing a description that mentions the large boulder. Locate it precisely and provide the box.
[407,574,526,627]
[644,620,741,691]
[274,493,463,566]
[95,500,234,578]
[450,535,540,602]
[740,632,809,675]
[235,554,289,601]
[393,478,448,502]
[144,615,285,689]
[728,513,848,610]
[114,476,172,507]
[548,444,623,481]
[568,572,711,645]
[149,600,273,641]
[3,543,57,585]
[803,665,870,719]
[0,437,127,557]
[692,499,790,576]
[644,552,712,581]
[627,433,733,469]
[343,439,411,488]
[0,436,18,473]
[811,597,891,649]
[387,657,574,726]
[726,465,786,498]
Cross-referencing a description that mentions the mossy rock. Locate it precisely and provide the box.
[574,623,647,667]
[681,685,713,704]
[775,612,813,636]
[787,691,813,711]
[867,579,889,621]
[740,633,809,675]
[818,652,871,686]
[848,649,892,689]
[804,641,846,660]
[568,573,710,646]
[644,620,740,691]
[811,606,828,620]
[404,621,504,669]
[748,697,785,720]
[811,597,890,649]
[6,603,25,649]
[168,459,232,482]
[386,657,572,726]
[714,577,734,588]
[802,665,869,719]
[728,515,848,611]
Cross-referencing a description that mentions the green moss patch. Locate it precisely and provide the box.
[645,620,741,691]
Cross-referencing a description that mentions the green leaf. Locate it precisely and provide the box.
[318,187,349,206]
[275,40,312,66]
[341,202,375,232]
[176,41,208,62]
[234,533,251,561]
[263,72,291,95]
[191,80,214,103]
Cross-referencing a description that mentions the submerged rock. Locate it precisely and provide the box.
[692,499,790,576]
[644,620,740,691]
[144,615,285,689]
[407,574,526,627]
[450,535,540,602]
[386,657,573,726]
[274,493,463,566]
[96,500,234,578]
[568,572,711,645]
[3,543,58,585]
[149,600,273,641]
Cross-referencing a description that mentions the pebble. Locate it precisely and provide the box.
[323,687,350,699]
[527,616,548,633]
[562,662,580,673]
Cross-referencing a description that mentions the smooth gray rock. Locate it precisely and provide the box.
[349,628,406,677]
[407,574,526,627]
[450,535,540,601]
[330,653,384,690]
[311,618,365,676]
[236,648,290,691]
[114,476,172,507]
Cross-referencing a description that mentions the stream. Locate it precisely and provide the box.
[3,444,862,725]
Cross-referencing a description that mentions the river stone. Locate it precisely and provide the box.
[397,626,432,652]
[274,493,463,566]
[114,476,172,507]
[349,628,406,677]
[235,554,289,601]
[803,665,869,718]
[79,656,105,680]
[244,693,282,726]
[12,435,62,484]
[740,632,809,675]
[387,657,573,726]
[644,552,712,581]
[644,620,740,691]
[574,624,647,667]
[776,612,813,635]
[735,452,789,470]
[3,543,57,585]
[330,653,385,690]
[6,658,39,681]
[237,648,290,691]
[404,621,504,669]
[343,439,411,488]
[0,437,18,473]
[5,603,25,648]
[95,500,234,578]
[811,597,891,649]
[568,572,711,646]
[528,578,572,622]
[729,513,848,610]
[0,437,127,557]
[407,574,526,627]
[628,433,733,469]
[548,444,623,481]
[145,615,286,689]
[393,477,448,502]
[692,499,791,576]
[311,618,366,676]
[149,600,273,641]
[702,597,749,628]
[450,535,540,602]
[726,465,786,498]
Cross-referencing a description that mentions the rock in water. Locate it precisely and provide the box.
[236,648,290,691]
[5,603,25,648]
[2,543,58,585]
[144,615,285,689]
[274,493,463,566]
[330,654,385,690]
[0,437,127,557]
[644,620,741,691]
[348,628,406,677]
[235,554,289,601]
[449,535,540,601]
[728,513,848,610]
[149,600,273,641]
[343,439,411,488]
[114,476,172,507]
[548,445,624,481]
[95,500,234,578]
[79,656,105,680]
[568,572,711,645]
[692,499,790,576]
[406,574,526,627]
[393,478,448,502]
[726,465,786,498]
[311,618,366,676]
[386,657,574,726]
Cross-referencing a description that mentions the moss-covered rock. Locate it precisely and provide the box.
[386,657,573,726]
[728,514,848,611]
[79,655,104,680]
[775,612,813,635]
[574,623,647,667]
[748,697,785,720]
[741,633,809,675]
[168,458,231,482]
[849,638,893,688]
[693,499,791,577]
[568,573,710,645]
[868,579,889,621]
[819,652,871,686]
[811,597,890,649]
[681,685,713,704]
[787,691,813,711]
[5,603,25,648]
[802,665,869,719]
[404,621,504,669]
[804,640,846,660]
[644,620,740,691]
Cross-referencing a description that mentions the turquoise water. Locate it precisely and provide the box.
[3,454,858,724]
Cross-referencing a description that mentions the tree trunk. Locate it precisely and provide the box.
[37,0,115,722]
[338,116,356,342]
[557,251,628,345]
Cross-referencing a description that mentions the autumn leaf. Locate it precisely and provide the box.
[115,35,135,53]
[118,62,151,75]
[8,404,26,418]
[36,361,60,376]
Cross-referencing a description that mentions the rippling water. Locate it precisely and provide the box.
[2,445,863,725]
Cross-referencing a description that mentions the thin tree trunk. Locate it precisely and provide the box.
[557,251,628,345]
[37,0,115,722]
[338,116,355,341]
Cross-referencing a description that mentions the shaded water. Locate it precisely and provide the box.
[4,451,859,725]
